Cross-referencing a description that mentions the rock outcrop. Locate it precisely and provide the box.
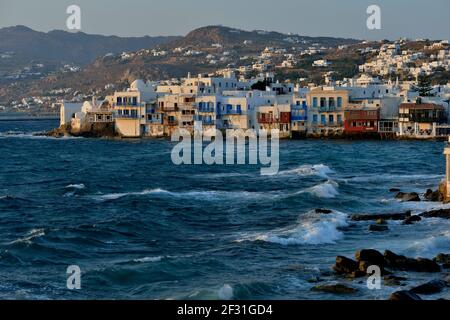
[311,284,358,294]
[351,211,411,221]
[395,192,420,202]
[389,290,422,300]
[384,250,441,272]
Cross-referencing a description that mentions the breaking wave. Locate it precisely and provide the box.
[65,184,86,190]
[133,256,163,263]
[237,210,348,245]
[278,164,334,178]
[90,188,269,202]
[404,230,450,258]
[298,180,339,198]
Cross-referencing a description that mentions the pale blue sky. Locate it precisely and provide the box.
[0,0,448,40]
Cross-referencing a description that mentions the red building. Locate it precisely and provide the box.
[344,109,380,133]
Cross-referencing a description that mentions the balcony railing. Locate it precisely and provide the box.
[197,107,215,113]
[291,115,308,121]
[223,109,245,115]
[115,114,139,119]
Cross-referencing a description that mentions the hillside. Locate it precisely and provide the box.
[0,25,179,83]
[0,25,360,107]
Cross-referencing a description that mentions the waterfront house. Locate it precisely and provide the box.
[306,87,348,136]
[344,104,380,135]
[398,101,447,138]
[291,97,308,138]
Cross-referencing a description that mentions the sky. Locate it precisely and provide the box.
[0,0,449,40]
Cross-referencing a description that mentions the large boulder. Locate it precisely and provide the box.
[333,256,359,275]
[409,280,447,295]
[389,290,422,300]
[355,249,385,267]
[384,250,441,272]
[315,208,333,214]
[420,209,450,219]
[351,211,411,221]
[311,284,358,294]
[424,189,443,202]
[395,192,420,202]
[434,253,450,269]
[403,215,422,225]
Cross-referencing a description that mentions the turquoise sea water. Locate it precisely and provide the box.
[0,120,449,300]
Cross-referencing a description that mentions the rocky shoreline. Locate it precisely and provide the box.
[312,186,450,300]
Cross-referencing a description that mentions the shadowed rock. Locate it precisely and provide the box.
[409,280,447,295]
[351,211,411,221]
[389,290,422,300]
[311,284,358,294]
[384,250,441,272]
[420,209,450,219]
[403,215,422,225]
[315,208,333,214]
[333,256,359,275]
[395,192,420,202]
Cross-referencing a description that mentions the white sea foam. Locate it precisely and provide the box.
[298,180,339,198]
[91,188,268,202]
[278,164,334,178]
[404,230,450,258]
[65,184,86,190]
[133,256,163,263]
[11,228,46,244]
[238,210,348,245]
[218,284,234,300]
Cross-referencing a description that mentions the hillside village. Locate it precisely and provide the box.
[54,67,450,140]
[1,26,449,139]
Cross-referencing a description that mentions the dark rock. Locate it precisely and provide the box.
[355,249,385,267]
[333,256,359,274]
[369,224,389,232]
[315,208,333,214]
[389,290,422,300]
[351,211,411,221]
[433,253,450,265]
[409,280,447,295]
[390,188,401,192]
[395,192,420,202]
[311,284,358,294]
[424,189,443,202]
[376,218,387,225]
[384,250,441,272]
[403,215,422,225]
[420,209,450,219]
[384,275,407,286]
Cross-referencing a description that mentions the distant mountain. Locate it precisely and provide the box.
[170,25,357,49]
[0,25,180,66]
[0,25,362,106]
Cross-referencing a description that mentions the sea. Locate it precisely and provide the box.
[0,119,449,300]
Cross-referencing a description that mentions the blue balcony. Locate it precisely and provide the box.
[115,113,139,119]
[291,115,308,121]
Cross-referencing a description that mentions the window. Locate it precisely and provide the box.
[337,97,342,108]
[313,114,318,123]
[320,98,326,108]
[329,115,334,124]
[313,97,318,108]
[132,97,137,106]
[117,97,122,106]
[337,114,342,124]
[321,115,326,124]
[329,98,335,107]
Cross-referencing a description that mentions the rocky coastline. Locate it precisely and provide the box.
[311,186,450,300]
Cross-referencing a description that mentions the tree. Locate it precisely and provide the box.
[413,74,434,97]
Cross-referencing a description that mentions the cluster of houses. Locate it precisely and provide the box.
[59,72,450,139]
[359,40,449,78]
